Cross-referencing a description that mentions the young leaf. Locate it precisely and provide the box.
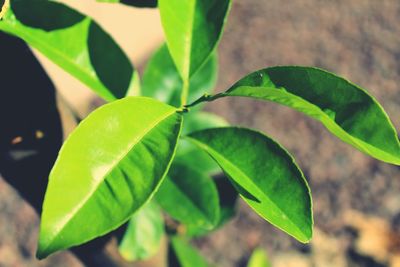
[97,0,157,7]
[190,67,400,165]
[156,163,220,229]
[142,43,218,108]
[0,0,138,101]
[158,0,231,80]
[247,248,270,267]
[187,127,313,243]
[119,201,164,262]
[186,176,238,237]
[37,97,183,259]
[170,237,211,267]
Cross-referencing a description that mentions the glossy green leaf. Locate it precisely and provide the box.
[97,0,157,7]
[158,0,231,80]
[170,237,210,267]
[175,112,228,175]
[0,0,138,101]
[190,66,400,165]
[187,127,313,243]
[247,248,270,267]
[156,163,220,229]
[37,97,183,258]
[142,43,218,108]
[119,201,164,262]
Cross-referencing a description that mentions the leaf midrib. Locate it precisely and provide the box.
[182,0,196,79]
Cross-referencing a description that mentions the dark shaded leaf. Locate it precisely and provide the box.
[156,164,220,229]
[187,127,313,243]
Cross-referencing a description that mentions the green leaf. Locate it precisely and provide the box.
[247,248,270,267]
[0,0,138,101]
[186,176,238,237]
[119,201,164,262]
[175,112,228,175]
[190,66,400,165]
[156,163,220,229]
[142,43,218,108]
[97,0,157,7]
[187,127,313,243]
[182,112,228,136]
[37,97,183,259]
[170,112,234,236]
[170,237,210,267]
[158,0,231,80]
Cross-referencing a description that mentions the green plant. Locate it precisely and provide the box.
[1,0,399,265]
[247,248,270,267]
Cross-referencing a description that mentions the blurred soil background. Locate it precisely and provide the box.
[1,0,400,266]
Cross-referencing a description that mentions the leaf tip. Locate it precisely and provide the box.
[36,230,58,260]
[297,227,313,244]
[35,247,48,260]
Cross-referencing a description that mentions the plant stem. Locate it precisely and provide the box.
[180,79,190,106]
[185,92,223,108]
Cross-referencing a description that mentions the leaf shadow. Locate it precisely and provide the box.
[12,0,135,99]
[87,21,134,99]
[11,0,85,31]
[121,0,157,8]
[0,32,63,209]
[228,176,261,203]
